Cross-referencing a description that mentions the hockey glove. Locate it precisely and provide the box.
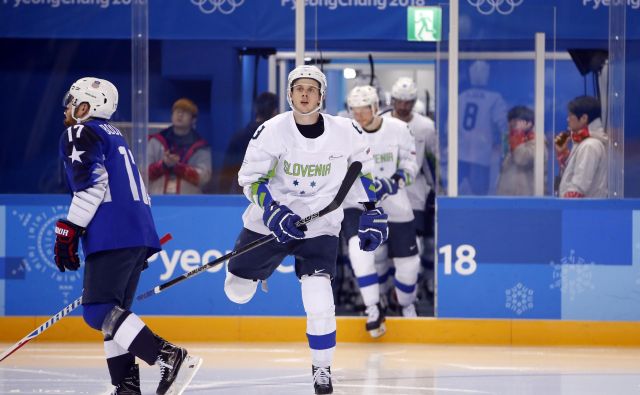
[373,177,399,201]
[263,202,307,243]
[358,208,389,252]
[54,219,85,272]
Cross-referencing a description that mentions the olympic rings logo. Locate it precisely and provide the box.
[191,0,246,15]
[467,0,524,15]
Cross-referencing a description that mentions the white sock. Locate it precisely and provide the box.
[393,255,420,306]
[301,275,336,367]
[348,236,379,307]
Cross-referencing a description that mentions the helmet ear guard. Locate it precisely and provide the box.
[286,65,327,115]
[65,77,119,122]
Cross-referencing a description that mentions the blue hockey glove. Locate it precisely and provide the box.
[54,219,84,272]
[373,177,399,201]
[263,202,307,243]
[358,207,389,252]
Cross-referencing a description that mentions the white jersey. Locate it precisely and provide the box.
[458,87,508,166]
[239,112,374,238]
[383,111,437,211]
[345,117,418,223]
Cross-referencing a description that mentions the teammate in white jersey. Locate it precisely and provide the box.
[343,85,421,338]
[385,79,438,246]
[383,77,439,310]
[223,65,388,395]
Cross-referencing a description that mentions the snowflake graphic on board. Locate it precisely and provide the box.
[505,282,534,315]
[549,250,595,301]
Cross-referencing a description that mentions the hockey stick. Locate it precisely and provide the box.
[0,233,173,363]
[137,160,364,301]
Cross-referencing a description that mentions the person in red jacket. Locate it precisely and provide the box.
[147,98,212,194]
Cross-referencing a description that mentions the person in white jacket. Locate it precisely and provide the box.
[556,96,608,198]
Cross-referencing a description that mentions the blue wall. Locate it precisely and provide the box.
[437,197,640,320]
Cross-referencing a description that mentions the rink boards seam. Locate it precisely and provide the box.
[2,317,640,347]
[0,316,640,347]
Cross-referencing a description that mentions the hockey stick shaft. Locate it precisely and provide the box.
[0,297,81,363]
[0,233,173,363]
[137,160,363,301]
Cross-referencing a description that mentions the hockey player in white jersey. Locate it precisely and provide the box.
[385,78,438,248]
[343,85,421,338]
[223,65,388,395]
[384,77,439,305]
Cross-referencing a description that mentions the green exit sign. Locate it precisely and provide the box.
[407,6,442,42]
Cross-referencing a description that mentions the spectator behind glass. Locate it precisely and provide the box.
[147,98,212,194]
[220,92,279,193]
[497,106,548,196]
[556,96,608,198]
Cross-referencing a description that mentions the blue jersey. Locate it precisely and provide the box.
[59,119,161,257]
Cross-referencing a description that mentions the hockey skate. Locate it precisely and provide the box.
[312,365,333,394]
[365,303,386,338]
[107,364,141,395]
[401,303,418,318]
[155,338,203,395]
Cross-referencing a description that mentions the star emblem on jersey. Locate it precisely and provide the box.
[68,145,85,164]
[310,181,316,188]
[293,180,299,186]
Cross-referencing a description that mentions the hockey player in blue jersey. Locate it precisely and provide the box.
[222,65,389,394]
[54,77,202,395]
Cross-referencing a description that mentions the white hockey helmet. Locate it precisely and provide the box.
[63,77,118,121]
[347,85,379,109]
[287,65,327,115]
[391,77,418,101]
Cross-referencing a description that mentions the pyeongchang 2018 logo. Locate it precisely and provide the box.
[191,0,245,15]
[467,0,524,15]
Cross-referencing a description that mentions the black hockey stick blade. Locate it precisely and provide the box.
[137,161,363,301]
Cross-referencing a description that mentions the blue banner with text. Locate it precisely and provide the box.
[436,198,640,321]
[0,1,638,41]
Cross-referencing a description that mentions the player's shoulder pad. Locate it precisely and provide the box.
[251,112,289,140]
[411,112,436,130]
[385,115,409,130]
[61,122,101,147]
[351,122,363,135]
[322,112,363,135]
